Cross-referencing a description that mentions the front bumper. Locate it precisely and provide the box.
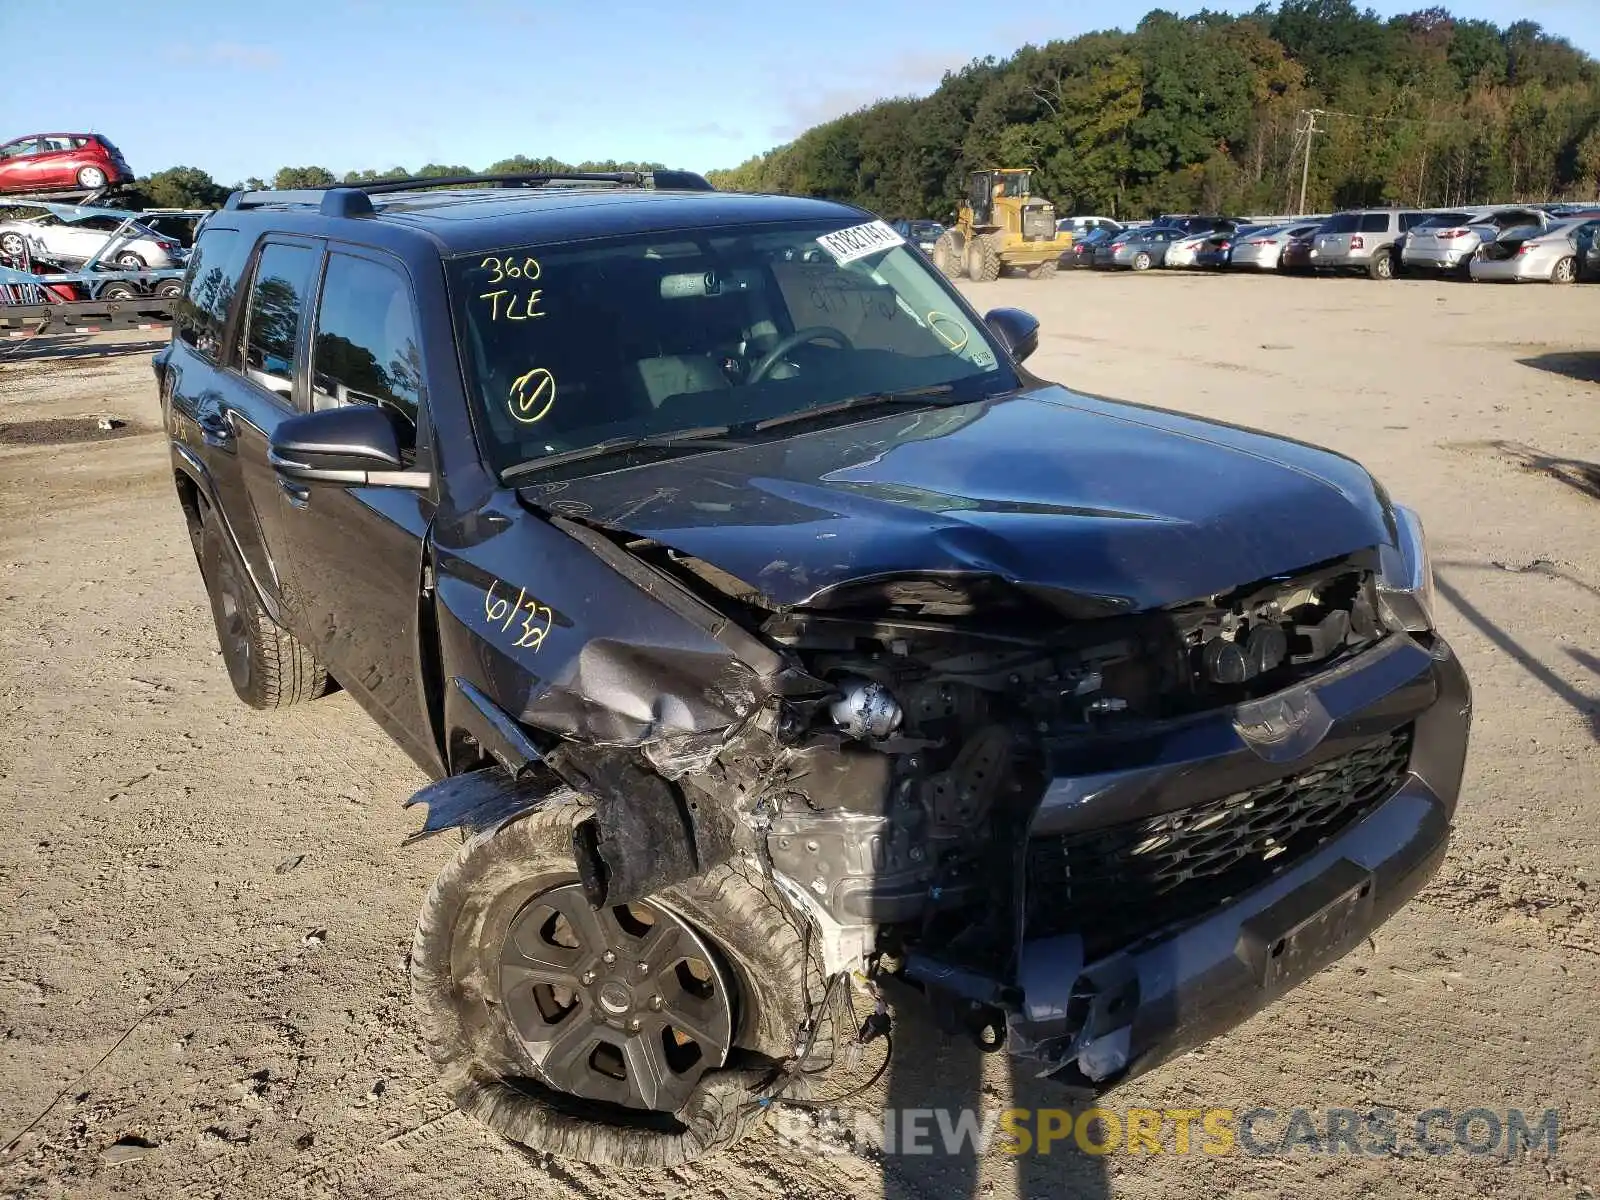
[1003,632,1471,1092]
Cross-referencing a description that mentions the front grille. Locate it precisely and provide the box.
[1026,725,1414,956]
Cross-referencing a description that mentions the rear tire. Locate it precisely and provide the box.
[1368,250,1396,280]
[0,232,24,259]
[411,798,825,1167]
[199,508,330,708]
[1551,256,1577,284]
[97,281,141,300]
[114,251,146,269]
[76,166,108,190]
[931,230,965,279]
[154,279,182,298]
[966,234,1001,282]
[1132,251,1153,272]
[1030,260,1057,279]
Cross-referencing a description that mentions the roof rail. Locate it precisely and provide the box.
[222,169,715,214]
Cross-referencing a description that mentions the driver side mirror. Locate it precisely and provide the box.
[268,404,430,491]
[984,307,1040,363]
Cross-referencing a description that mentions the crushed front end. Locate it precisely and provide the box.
[655,525,1468,1092]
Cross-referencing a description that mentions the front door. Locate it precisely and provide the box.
[272,244,442,775]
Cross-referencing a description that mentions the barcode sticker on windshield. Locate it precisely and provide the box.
[816,220,905,264]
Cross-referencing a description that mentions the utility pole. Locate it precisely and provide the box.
[1297,109,1322,215]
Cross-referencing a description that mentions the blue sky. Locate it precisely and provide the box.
[2,0,1595,185]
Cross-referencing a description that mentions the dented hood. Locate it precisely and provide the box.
[520,385,1395,612]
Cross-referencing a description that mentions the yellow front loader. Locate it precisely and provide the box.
[931,169,1072,281]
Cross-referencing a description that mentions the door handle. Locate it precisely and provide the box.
[197,411,234,449]
[278,477,311,507]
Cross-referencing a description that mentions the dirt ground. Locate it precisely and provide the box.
[1,271,1597,1200]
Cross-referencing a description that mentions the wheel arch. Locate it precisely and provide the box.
[171,443,284,625]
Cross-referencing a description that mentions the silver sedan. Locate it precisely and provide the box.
[1228,222,1322,271]
[1469,218,1600,283]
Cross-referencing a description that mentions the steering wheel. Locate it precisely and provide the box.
[748,326,854,383]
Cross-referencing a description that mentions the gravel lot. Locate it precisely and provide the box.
[2,271,1597,1200]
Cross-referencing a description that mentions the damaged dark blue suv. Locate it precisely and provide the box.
[154,171,1471,1168]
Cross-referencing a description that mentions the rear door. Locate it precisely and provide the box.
[35,137,79,188]
[272,243,441,772]
[211,236,324,604]
[1314,213,1359,258]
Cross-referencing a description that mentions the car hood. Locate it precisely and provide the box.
[519,385,1395,615]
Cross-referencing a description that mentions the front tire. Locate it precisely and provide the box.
[0,232,24,259]
[199,508,330,708]
[966,234,1001,282]
[411,798,821,1167]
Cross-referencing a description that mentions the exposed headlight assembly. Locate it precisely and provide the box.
[1377,503,1436,633]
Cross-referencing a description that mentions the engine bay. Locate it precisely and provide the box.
[670,549,1391,1001]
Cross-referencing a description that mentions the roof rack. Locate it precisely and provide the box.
[222,169,716,217]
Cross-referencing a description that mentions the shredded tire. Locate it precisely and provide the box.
[410,794,827,1167]
[199,511,329,709]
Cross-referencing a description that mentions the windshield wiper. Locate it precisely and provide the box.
[500,425,746,484]
[743,385,960,434]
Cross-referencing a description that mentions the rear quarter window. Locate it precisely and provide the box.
[176,227,254,362]
[1359,213,1391,233]
[1320,214,1359,233]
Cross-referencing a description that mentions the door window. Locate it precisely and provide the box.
[177,227,254,361]
[241,242,318,401]
[309,252,424,447]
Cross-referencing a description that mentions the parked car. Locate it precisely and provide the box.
[0,210,183,269]
[1310,208,1433,279]
[0,132,132,194]
[1279,227,1317,273]
[1230,222,1323,271]
[154,171,1466,1169]
[1401,207,1546,278]
[1151,214,1244,236]
[1163,230,1217,269]
[1061,225,1113,268]
[891,219,945,254]
[1469,217,1600,284]
[1094,225,1182,270]
[1057,215,1123,239]
[1194,225,1270,269]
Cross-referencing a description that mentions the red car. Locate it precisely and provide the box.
[0,133,132,194]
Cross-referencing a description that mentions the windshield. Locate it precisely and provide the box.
[450,218,1015,478]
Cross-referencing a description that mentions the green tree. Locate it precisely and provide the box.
[138,166,229,209]
[273,165,337,189]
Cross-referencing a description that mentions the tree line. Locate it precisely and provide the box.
[124,157,667,210]
[705,1,1600,220]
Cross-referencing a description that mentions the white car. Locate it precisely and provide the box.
[1469,218,1600,284]
[0,210,183,269]
[1228,222,1323,271]
[1163,231,1213,269]
[1401,207,1546,277]
[1057,215,1123,239]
